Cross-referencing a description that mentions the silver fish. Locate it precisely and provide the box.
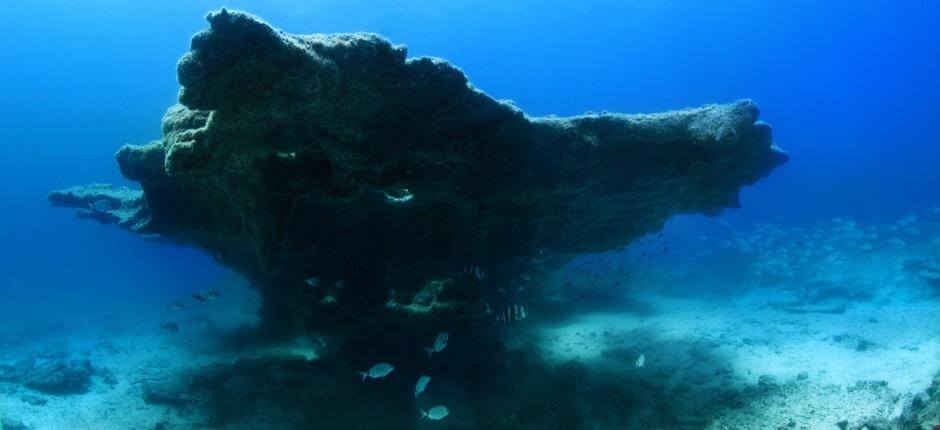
[420,405,449,421]
[414,375,431,397]
[495,305,528,322]
[206,291,221,301]
[426,332,449,359]
[359,362,394,382]
[635,353,646,368]
[304,277,320,288]
[88,199,115,212]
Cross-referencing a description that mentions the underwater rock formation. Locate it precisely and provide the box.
[855,378,940,429]
[1,358,96,395]
[49,9,787,333]
[1,417,29,430]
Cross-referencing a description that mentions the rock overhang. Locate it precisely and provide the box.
[49,9,787,333]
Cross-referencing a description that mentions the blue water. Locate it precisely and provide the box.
[1,1,938,428]
[3,1,938,316]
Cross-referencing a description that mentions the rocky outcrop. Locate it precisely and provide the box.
[19,359,94,395]
[49,9,787,334]
[48,184,148,232]
[1,417,30,430]
[1,357,112,396]
[865,374,940,430]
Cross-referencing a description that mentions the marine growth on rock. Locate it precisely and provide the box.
[49,9,787,334]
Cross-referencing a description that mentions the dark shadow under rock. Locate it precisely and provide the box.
[143,326,754,430]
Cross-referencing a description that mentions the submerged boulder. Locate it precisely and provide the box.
[1,417,30,430]
[20,359,94,395]
[49,9,787,334]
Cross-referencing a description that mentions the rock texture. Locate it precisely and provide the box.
[49,9,787,333]
[1,417,30,430]
[19,359,94,395]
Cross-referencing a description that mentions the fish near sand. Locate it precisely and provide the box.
[420,405,449,421]
[426,332,449,359]
[161,323,180,333]
[360,362,394,382]
[415,375,431,397]
[192,293,207,302]
[167,300,185,311]
[206,291,221,301]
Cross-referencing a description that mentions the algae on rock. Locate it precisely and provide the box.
[49,9,787,334]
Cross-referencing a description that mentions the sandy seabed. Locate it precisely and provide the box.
[2,212,940,429]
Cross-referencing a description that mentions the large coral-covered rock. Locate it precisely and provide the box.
[49,9,787,333]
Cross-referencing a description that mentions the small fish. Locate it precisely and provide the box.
[205,291,221,301]
[192,293,207,302]
[426,332,449,359]
[304,277,320,288]
[414,375,431,397]
[420,405,449,421]
[160,323,180,333]
[635,353,646,368]
[359,362,394,382]
[496,305,528,322]
[88,199,115,212]
[166,300,185,311]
